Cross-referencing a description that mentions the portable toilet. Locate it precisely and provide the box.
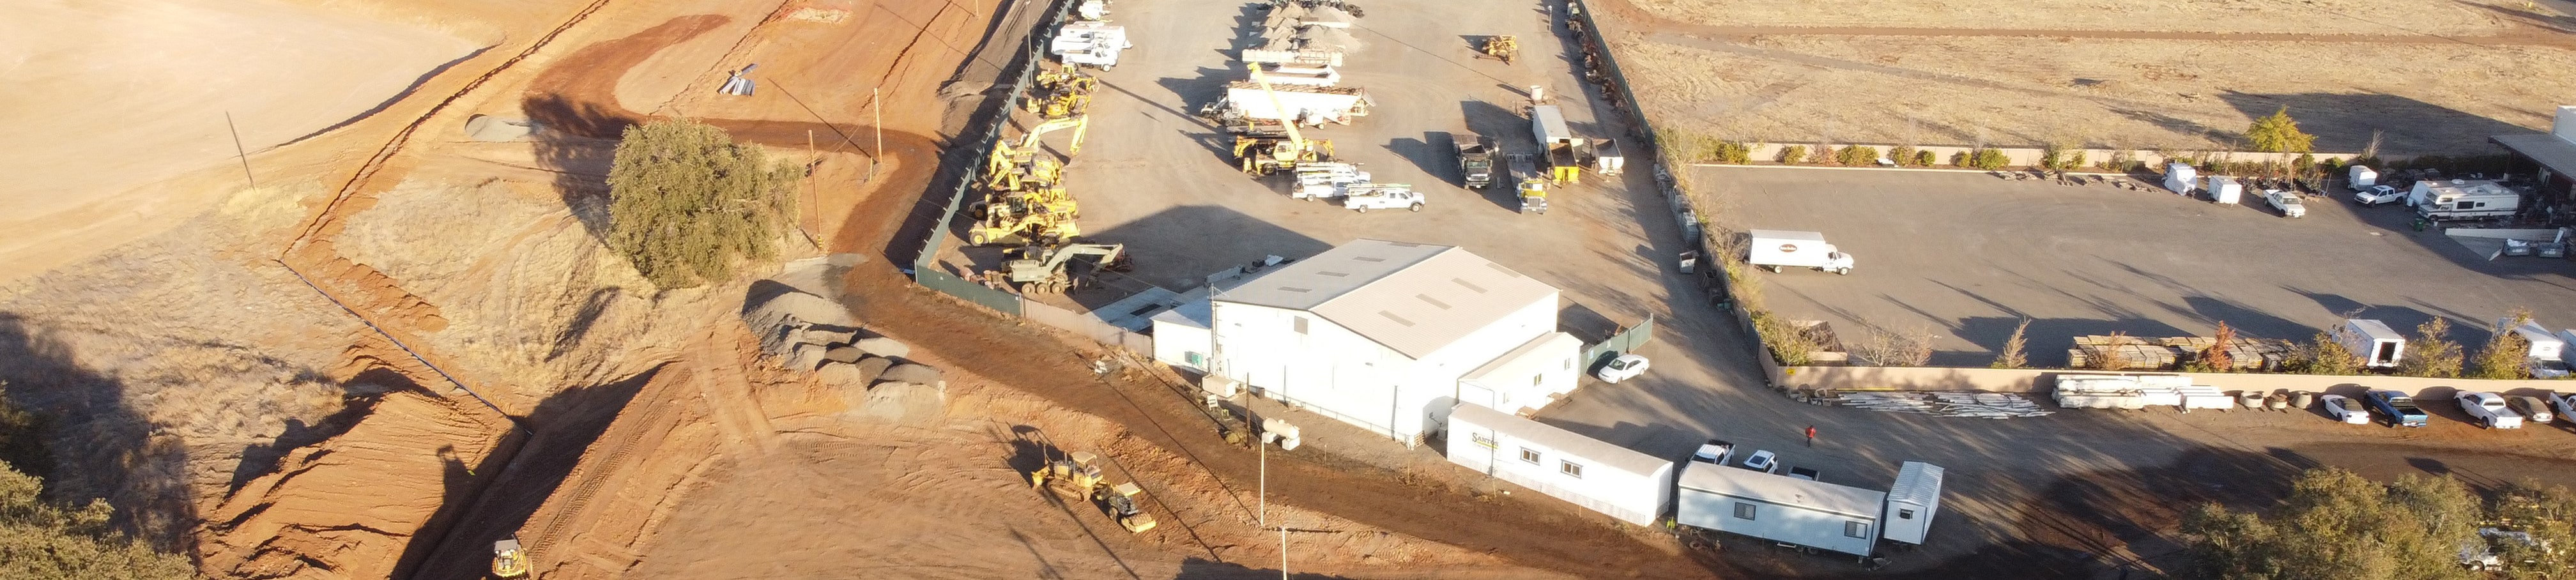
[2164,163,2198,195]
[2339,319,2406,368]
[2206,176,2242,204]
[2497,319,2564,360]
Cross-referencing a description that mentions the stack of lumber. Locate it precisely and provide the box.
[1815,391,2054,418]
[2067,335,2294,370]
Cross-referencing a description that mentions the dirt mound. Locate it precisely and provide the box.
[196,390,514,579]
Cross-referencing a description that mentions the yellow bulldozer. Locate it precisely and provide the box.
[1028,450,1157,533]
[1480,35,1518,64]
[1024,68,1098,119]
[491,536,529,579]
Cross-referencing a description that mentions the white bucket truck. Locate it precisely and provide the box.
[1747,230,1855,275]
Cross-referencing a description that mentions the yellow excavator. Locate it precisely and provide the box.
[1028,450,1156,533]
[1233,63,1331,176]
[971,116,1091,245]
[1024,68,1098,119]
[1480,35,1518,64]
[491,535,529,579]
[1001,243,1129,293]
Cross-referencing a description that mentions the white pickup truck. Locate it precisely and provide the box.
[2457,392,2524,429]
[1339,184,1423,213]
[2263,190,2308,218]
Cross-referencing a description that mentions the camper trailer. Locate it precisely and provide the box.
[2339,319,2407,368]
[2411,179,2521,221]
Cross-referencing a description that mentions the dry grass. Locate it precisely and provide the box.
[1624,0,2519,34]
[1618,36,2576,155]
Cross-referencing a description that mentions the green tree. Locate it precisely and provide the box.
[1991,317,2030,369]
[1836,146,1880,167]
[2247,107,2317,154]
[2400,318,2464,378]
[2183,469,2481,580]
[605,118,801,289]
[2298,332,2361,375]
[2473,310,2536,380]
[0,396,190,580]
[1888,145,1917,167]
[2494,478,2576,578]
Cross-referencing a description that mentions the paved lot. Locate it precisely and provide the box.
[1701,165,2576,366]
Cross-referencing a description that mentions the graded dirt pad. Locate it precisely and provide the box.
[1594,0,2576,155]
[196,390,514,580]
[0,0,489,281]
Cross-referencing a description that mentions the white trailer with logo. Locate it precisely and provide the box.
[1747,230,1855,275]
[1880,462,1945,546]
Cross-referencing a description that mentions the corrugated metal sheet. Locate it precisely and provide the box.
[1222,240,1558,360]
[2496,133,2576,179]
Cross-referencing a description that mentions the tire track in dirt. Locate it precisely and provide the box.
[521,15,942,156]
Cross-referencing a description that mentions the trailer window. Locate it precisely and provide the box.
[1519,448,1540,464]
[1733,503,1756,521]
[1845,521,1869,538]
[1898,509,1916,519]
[1560,461,1583,478]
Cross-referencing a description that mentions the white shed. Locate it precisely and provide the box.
[1880,461,1945,545]
[1445,402,1673,526]
[1675,461,1888,557]
[1151,240,1581,443]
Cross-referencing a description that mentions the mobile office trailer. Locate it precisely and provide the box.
[1880,462,1945,546]
[2411,179,2521,220]
[1446,403,1674,526]
[1675,461,1888,558]
[2340,319,2407,368]
[1747,230,1855,275]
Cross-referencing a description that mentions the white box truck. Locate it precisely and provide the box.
[1747,230,1855,275]
[2340,319,2406,368]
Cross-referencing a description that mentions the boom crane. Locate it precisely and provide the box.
[1232,64,1331,175]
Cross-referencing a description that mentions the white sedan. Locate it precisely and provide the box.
[2320,394,2370,424]
[1593,354,1650,383]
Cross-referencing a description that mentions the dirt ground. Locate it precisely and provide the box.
[1593,0,2576,155]
[1623,0,2530,34]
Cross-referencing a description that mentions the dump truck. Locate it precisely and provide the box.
[1508,153,1547,214]
[1747,229,1853,275]
[1531,104,1583,184]
[1453,135,1495,189]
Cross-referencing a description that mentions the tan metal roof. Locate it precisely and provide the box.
[2496,134,2576,178]
[1223,240,1560,359]
[1679,461,1887,519]
[1450,402,1671,478]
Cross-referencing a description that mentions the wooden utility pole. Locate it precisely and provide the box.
[225,112,255,188]
[871,87,884,183]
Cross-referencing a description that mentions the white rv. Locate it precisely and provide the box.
[1747,230,1855,275]
[1675,461,1888,557]
[2411,179,2521,220]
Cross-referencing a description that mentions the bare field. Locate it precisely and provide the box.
[1619,0,2520,34]
[1616,35,2576,154]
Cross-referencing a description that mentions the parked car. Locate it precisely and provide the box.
[2531,358,2571,379]
[2354,185,2405,206]
[2366,390,2429,427]
[1593,354,1650,383]
[1740,450,1781,474]
[2264,189,2308,217]
[1690,439,1735,465]
[2456,392,2525,429]
[1788,467,1820,481]
[2320,393,2370,425]
[2508,395,2556,424]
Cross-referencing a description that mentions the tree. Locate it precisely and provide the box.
[605,118,801,289]
[2493,478,2576,578]
[0,446,190,580]
[2297,331,2361,375]
[1991,317,2030,369]
[2246,107,2317,154]
[2399,318,2464,378]
[1855,326,1936,366]
[2199,321,2237,371]
[2472,310,2535,380]
[2183,468,2482,580]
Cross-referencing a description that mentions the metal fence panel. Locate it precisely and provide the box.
[1583,314,1656,365]
[1021,298,1153,354]
[918,270,1023,316]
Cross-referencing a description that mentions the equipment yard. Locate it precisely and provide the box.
[1594,0,2576,155]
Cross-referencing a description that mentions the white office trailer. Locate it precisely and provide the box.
[2207,176,2243,204]
[2340,319,2407,368]
[1880,462,1946,545]
[1443,402,1673,526]
[1676,461,1889,556]
[1150,240,1582,443]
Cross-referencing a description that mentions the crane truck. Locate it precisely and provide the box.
[1232,64,1332,176]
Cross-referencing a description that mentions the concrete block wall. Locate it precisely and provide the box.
[1729,142,2365,171]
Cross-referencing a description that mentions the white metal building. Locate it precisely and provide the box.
[1151,240,1581,443]
[1443,402,1673,526]
[1675,461,1889,557]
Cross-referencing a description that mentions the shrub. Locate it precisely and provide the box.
[1966,148,2011,171]
[1713,141,1752,164]
[1888,145,1917,167]
[606,118,801,289]
[1950,151,1969,167]
[2294,332,2360,375]
[1777,145,1807,164]
[0,461,192,579]
[2067,151,2089,171]
[1991,318,2030,369]
[1837,146,1880,167]
[1753,312,1816,366]
[1807,144,1835,164]
[2472,309,2536,379]
[2397,318,2462,378]
[1914,149,1937,167]
[2039,145,2064,171]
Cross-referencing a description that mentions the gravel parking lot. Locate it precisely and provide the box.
[1701,165,2576,366]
